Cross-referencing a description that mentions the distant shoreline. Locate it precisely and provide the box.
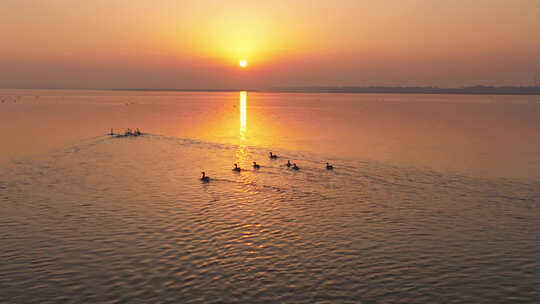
[113,86,540,95]
[267,86,540,95]
[2,86,540,95]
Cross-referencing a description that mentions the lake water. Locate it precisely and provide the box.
[1,89,540,303]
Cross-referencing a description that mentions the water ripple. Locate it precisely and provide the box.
[1,135,540,303]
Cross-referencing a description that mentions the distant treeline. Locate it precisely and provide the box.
[270,86,540,95]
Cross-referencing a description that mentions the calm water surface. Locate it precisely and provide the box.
[1,89,540,303]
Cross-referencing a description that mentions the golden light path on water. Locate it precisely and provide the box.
[240,91,247,137]
[236,91,248,169]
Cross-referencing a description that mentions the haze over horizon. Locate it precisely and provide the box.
[1,0,540,90]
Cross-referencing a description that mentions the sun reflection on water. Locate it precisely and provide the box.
[240,91,247,140]
[236,91,249,167]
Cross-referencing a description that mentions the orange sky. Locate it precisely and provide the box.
[1,0,539,89]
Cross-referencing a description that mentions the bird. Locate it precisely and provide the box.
[200,172,210,182]
[253,162,260,169]
[292,163,300,170]
[326,162,334,170]
[286,160,292,167]
[108,128,115,136]
[233,164,242,172]
[269,152,278,159]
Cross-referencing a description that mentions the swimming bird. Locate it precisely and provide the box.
[253,162,260,169]
[292,163,300,170]
[286,160,292,167]
[108,128,115,136]
[200,171,210,182]
[269,152,278,159]
[233,163,242,172]
[326,162,334,170]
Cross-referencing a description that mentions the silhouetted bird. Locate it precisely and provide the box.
[326,162,334,170]
[269,152,278,159]
[253,162,260,169]
[233,164,242,172]
[286,160,292,167]
[200,171,210,182]
[292,163,300,170]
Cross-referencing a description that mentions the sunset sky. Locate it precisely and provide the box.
[1,0,539,89]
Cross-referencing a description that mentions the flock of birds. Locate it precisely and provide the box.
[200,152,334,182]
[104,129,333,183]
[108,128,142,138]
[1,96,23,103]
[0,95,40,103]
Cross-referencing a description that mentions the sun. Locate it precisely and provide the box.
[239,59,248,68]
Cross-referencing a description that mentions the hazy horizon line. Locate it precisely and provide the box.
[2,85,540,95]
